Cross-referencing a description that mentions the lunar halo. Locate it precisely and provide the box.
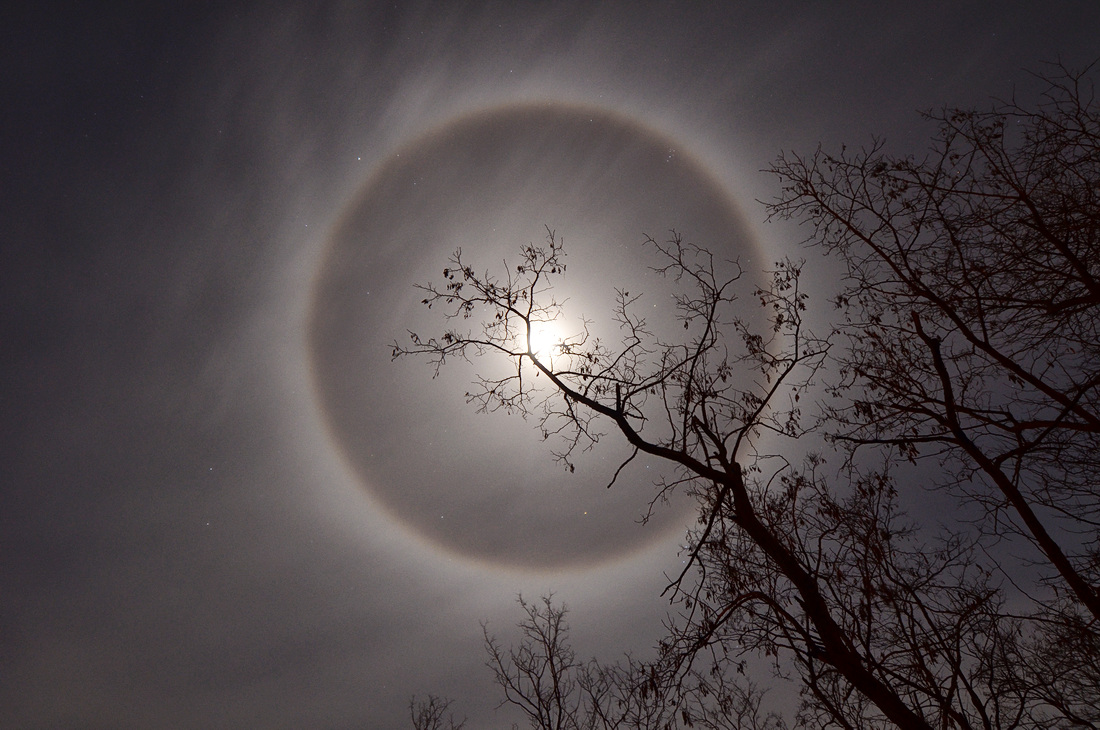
[308,101,761,571]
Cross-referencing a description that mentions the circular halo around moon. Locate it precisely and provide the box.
[309,102,761,571]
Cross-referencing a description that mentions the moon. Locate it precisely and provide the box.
[308,102,762,570]
[526,319,564,362]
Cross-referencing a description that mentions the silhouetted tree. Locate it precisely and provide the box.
[767,61,1100,728]
[398,64,1100,729]
[483,595,586,730]
[481,595,787,730]
[410,694,467,730]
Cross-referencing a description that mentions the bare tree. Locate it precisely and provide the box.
[481,595,788,730]
[410,694,467,730]
[393,230,942,730]
[767,61,1100,728]
[397,64,1100,729]
[768,63,1100,620]
[483,595,587,730]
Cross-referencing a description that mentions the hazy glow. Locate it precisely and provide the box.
[525,319,565,362]
[308,101,761,571]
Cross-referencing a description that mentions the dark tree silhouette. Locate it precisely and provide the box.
[397,64,1100,729]
[766,62,1100,728]
[409,694,467,730]
[479,595,788,730]
[483,595,586,730]
[769,65,1100,620]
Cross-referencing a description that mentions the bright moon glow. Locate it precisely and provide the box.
[310,103,758,569]
[525,320,563,361]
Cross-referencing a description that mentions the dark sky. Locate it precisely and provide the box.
[3,2,1097,728]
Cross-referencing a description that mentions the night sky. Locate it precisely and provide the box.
[4,3,1098,728]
